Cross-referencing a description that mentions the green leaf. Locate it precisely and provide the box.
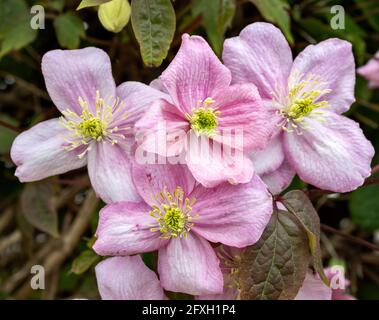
[53,12,85,49]
[192,0,236,55]
[131,0,176,67]
[350,184,379,231]
[77,0,111,10]
[282,190,329,286]
[249,0,293,45]
[0,0,38,58]
[71,250,101,275]
[355,0,379,32]
[20,180,59,237]
[238,209,310,300]
[0,115,18,154]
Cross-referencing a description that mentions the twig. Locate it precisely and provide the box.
[0,208,14,234]
[321,224,379,252]
[0,230,21,254]
[0,119,21,133]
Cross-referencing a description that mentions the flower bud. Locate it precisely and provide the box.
[98,0,131,33]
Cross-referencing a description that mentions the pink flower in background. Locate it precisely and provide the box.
[223,22,374,193]
[11,47,166,203]
[93,162,272,295]
[95,255,166,300]
[135,34,275,187]
[295,268,355,300]
[357,51,379,88]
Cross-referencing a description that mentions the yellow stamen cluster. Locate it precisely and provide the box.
[273,73,331,135]
[149,187,197,239]
[186,97,221,137]
[60,90,129,158]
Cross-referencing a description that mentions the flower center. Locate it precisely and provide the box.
[149,187,197,239]
[186,97,220,136]
[60,90,129,158]
[273,73,331,134]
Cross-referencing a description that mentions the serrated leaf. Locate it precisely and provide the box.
[0,0,38,58]
[238,209,310,300]
[20,180,59,237]
[53,12,85,49]
[77,0,111,10]
[192,0,236,55]
[71,250,100,275]
[131,0,176,67]
[249,0,293,45]
[281,190,329,286]
[350,184,379,231]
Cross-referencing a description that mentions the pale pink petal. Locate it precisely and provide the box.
[135,99,189,157]
[223,22,293,99]
[357,52,379,89]
[249,133,285,176]
[212,83,275,152]
[158,233,223,295]
[191,175,273,247]
[261,160,295,195]
[42,47,116,115]
[160,34,231,114]
[186,137,254,187]
[283,111,374,192]
[93,201,167,256]
[290,39,355,114]
[131,162,196,207]
[95,256,166,300]
[196,287,237,300]
[11,119,86,182]
[87,142,140,204]
[295,271,332,300]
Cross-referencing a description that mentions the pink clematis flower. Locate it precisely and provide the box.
[11,47,166,203]
[223,22,374,193]
[135,34,275,187]
[93,162,273,295]
[357,51,379,88]
[95,255,166,300]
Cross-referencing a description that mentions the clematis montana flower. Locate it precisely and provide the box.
[95,255,166,300]
[11,47,166,203]
[135,34,275,187]
[93,162,273,295]
[223,23,374,193]
[357,51,379,89]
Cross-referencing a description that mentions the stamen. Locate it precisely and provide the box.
[149,187,197,239]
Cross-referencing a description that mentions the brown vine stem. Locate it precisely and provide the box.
[0,119,21,133]
[321,224,379,253]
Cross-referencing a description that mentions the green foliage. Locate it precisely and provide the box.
[131,0,176,67]
[0,115,18,154]
[72,250,101,275]
[20,180,59,237]
[77,0,111,10]
[192,0,236,55]
[249,0,294,45]
[355,0,379,32]
[0,0,37,58]
[53,12,85,49]
[350,184,379,231]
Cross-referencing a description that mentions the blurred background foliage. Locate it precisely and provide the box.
[0,0,379,300]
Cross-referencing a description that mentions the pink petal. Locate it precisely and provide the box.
[283,111,374,192]
[160,34,231,114]
[87,142,140,204]
[290,39,355,114]
[131,162,196,207]
[191,175,273,247]
[42,47,116,115]
[95,256,166,300]
[295,271,332,300]
[249,132,285,176]
[11,119,86,182]
[212,83,275,152]
[357,51,379,89]
[93,201,167,256]
[261,160,295,195]
[158,233,223,295]
[223,22,293,99]
[135,98,189,157]
[186,137,254,187]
